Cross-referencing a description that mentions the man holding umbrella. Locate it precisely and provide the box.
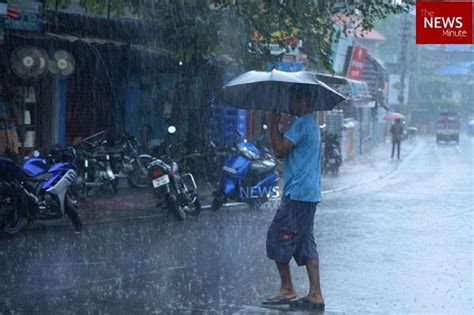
[263,84,324,311]
[390,119,403,160]
[220,69,344,311]
[384,112,405,160]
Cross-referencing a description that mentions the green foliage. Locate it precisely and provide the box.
[46,0,410,71]
[213,1,409,71]
[46,0,72,10]
[411,76,460,112]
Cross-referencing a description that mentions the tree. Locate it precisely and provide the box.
[46,0,411,72]
[410,76,460,114]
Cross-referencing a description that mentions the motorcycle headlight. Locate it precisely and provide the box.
[237,144,259,160]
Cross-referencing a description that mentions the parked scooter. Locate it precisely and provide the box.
[147,126,201,221]
[0,147,82,234]
[105,133,154,189]
[211,129,279,211]
[323,133,342,175]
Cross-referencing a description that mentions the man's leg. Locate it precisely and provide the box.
[276,261,296,297]
[391,141,395,158]
[304,258,325,304]
[292,203,324,306]
[264,197,298,303]
[397,141,401,159]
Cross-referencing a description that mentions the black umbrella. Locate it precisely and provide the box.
[220,69,346,113]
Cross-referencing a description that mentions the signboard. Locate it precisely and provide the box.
[267,61,302,72]
[332,36,352,75]
[248,39,303,56]
[4,0,42,32]
[388,74,409,106]
[346,45,368,81]
[416,0,473,44]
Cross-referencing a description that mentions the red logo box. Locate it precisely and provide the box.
[416,1,473,44]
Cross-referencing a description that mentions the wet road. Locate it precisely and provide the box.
[1,136,472,314]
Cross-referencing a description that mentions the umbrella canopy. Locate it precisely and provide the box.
[384,112,406,121]
[220,69,346,113]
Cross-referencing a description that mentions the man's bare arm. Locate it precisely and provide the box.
[268,122,293,159]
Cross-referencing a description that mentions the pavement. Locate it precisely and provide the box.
[71,138,417,225]
[1,135,472,314]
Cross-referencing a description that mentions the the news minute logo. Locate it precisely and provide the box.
[416,1,473,44]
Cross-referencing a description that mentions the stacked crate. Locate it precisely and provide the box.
[208,97,247,147]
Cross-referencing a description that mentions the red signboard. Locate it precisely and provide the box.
[416,0,473,44]
[347,45,368,81]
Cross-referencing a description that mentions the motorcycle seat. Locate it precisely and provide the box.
[23,171,51,182]
[105,145,126,154]
[250,159,276,175]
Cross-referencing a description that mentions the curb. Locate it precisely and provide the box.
[27,142,420,229]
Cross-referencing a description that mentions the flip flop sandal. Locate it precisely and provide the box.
[261,295,297,305]
[289,298,325,311]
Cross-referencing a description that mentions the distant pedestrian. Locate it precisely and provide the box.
[262,84,324,311]
[0,90,20,161]
[390,119,403,160]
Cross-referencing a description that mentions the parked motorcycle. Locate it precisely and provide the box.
[211,130,279,211]
[180,138,226,188]
[73,131,116,198]
[147,126,201,221]
[105,134,154,189]
[0,147,82,234]
[323,133,342,175]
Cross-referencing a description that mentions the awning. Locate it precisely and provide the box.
[44,11,165,46]
[3,29,180,73]
[44,32,173,58]
[316,73,375,108]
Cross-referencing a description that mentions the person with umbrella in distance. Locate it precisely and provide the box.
[384,112,405,160]
[390,118,403,160]
[220,69,344,311]
[262,84,324,311]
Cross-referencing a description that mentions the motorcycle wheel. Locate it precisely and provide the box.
[165,193,186,221]
[65,194,83,232]
[1,181,28,235]
[111,179,119,194]
[248,196,268,210]
[211,191,225,211]
[3,211,28,235]
[187,198,201,216]
[70,176,88,200]
[128,156,154,188]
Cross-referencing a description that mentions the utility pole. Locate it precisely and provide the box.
[398,13,410,114]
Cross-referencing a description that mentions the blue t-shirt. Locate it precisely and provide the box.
[283,113,322,202]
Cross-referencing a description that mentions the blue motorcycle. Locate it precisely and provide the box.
[211,134,279,211]
[0,148,82,235]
